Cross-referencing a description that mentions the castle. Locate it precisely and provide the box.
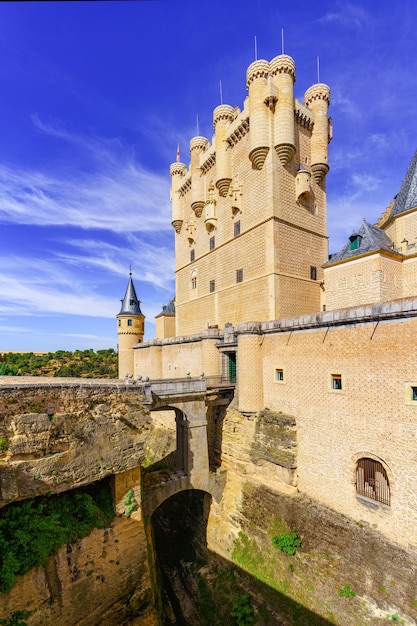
[117,51,417,551]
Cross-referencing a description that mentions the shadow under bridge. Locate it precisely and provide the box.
[141,376,234,516]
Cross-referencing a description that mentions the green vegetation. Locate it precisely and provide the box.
[231,594,255,626]
[0,479,114,592]
[271,531,301,555]
[0,349,117,378]
[338,584,356,598]
[0,363,18,376]
[0,437,9,452]
[0,611,30,626]
[123,487,138,517]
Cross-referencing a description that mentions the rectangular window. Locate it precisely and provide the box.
[412,387,417,401]
[275,369,284,382]
[234,220,241,237]
[236,268,243,283]
[210,236,215,250]
[331,374,342,390]
[209,280,215,293]
[127,319,132,327]
[310,266,317,280]
[190,249,195,262]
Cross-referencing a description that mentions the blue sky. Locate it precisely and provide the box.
[0,0,416,352]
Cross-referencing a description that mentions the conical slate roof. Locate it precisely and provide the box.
[118,274,143,315]
[390,150,417,218]
[324,219,397,266]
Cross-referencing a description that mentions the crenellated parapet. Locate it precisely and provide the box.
[270,54,296,165]
[304,83,331,182]
[246,59,271,169]
[170,161,187,232]
[213,104,235,196]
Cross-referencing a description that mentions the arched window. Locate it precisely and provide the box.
[191,269,197,290]
[356,457,390,505]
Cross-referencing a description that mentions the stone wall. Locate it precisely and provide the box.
[0,380,151,507]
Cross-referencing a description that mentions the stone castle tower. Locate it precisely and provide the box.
[170,53,331,336]
[116,273,144,377]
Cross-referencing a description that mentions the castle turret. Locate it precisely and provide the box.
[190,136,209,217]
[170,153,187,233]
[246,59,270,169]
[304,83,331,182]
[213,104,235,196]
[117,273,145,378]
[270,54,296,165]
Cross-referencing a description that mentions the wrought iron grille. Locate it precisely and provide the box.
[356,457,390,506]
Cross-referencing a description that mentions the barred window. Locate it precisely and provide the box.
[210,236,215,250]
[310,265,317,280]
[356,458,390,506]
[234,220,241,237]
[209,280,215,293]
[190,249,195,262]
[236,268,243,283]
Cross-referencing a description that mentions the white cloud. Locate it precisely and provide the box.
[319,2,370,30]
[0,255,116,318]
[0,118,172,233]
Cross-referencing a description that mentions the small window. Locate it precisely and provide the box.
[412,386,417,401]
[127,319,132,327]
[130,299,135,306]
[234,220,241,237]
[210,236,215,250]
[310,266,317,281]
[118,320,121,327]
[236,268,243,283]
[190,249,195,262]
[349,233,362,250]
[356,457,390,506]
[331,374,342,390]
[209,280,215,293]
[275,369,284,382]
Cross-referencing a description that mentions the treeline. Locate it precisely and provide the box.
[0,349,118,378]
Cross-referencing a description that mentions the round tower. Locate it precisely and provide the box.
[170,160,187,233]
[117,273,145,378]
[270,54,296,165]
[246,59,271,170]
[213,104,235,196]
[190,136,209,217]
[304,83,331,183]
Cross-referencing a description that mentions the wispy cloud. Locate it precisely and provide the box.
[57,235,175,291]
[0,117,171,233]
[0,255,116,318]
[319,2,370,30]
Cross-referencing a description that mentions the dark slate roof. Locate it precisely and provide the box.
[159,299,175,315]
[324,220,396,266]
[390,149,417,218]
[118,274,143,315]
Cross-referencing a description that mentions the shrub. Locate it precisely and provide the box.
[231,594,255,626]
[0,437,9,452]
[0,480,114,592]
[123,488,138,517]
[339,584,356,598]
[0,611,30,626]
[271,531,301,555]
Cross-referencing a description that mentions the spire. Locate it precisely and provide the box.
[119,272,143,315]
[176,142,180,162]
[390,149,417,218]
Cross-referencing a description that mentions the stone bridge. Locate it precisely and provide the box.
[0,376,234,516]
